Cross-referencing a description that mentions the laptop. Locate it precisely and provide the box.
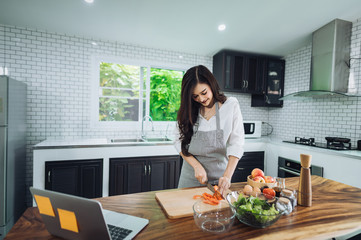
[30,187,149,240]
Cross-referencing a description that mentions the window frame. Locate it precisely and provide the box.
[90,55,191,130]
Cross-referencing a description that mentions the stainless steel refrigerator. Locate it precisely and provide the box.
[0,76,27,239]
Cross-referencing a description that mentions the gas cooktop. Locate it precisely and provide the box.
[283,137,356,151]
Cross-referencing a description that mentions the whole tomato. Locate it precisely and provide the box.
[263,188,276,199]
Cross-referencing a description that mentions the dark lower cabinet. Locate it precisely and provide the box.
[109,155,180,196]
[45,159,103,198]
[231,151,264,183]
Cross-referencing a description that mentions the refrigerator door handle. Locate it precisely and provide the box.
[0,126,6,225]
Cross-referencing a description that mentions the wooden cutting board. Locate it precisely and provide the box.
[155,187,215,219]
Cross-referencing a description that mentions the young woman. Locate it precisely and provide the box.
[174,65,245,194]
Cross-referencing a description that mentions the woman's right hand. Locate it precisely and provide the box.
[179,152,208,184]
[194,165,208,184]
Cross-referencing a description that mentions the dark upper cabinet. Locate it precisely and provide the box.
[109,155,180,196]
[213,50,263,93]
[231,151,264,183]
[45,159,103,198]
[213,50,285,107]
[251,58,285,107]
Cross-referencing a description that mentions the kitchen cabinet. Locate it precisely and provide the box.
[109,155,180,196]
[231,151,264,183]
[45,159,103,198]
[251,58,285,107]
[213,50,263,93]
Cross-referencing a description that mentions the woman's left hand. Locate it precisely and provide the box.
[218,176,231,195]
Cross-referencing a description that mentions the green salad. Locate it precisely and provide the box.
[233,193,280,225]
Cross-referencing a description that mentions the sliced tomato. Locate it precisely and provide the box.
[263,188,276,199]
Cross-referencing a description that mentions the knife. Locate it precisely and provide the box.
[206,181,224,200]
[207,181,234,200]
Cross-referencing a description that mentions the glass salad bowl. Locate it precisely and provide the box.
[192,199,236,233]
[226,191,285,228]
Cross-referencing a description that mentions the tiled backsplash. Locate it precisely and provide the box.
[1,16,361,205]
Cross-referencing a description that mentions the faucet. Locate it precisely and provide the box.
[141,115,154,140]
[165,123,171,140]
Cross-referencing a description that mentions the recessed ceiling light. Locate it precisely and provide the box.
[218,24,226,31]
[84,0,94,3]
[179,55,183,59]
[91,41,98,46]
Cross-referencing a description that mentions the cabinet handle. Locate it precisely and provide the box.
[144,165,147,175]
[48,170,51,183]
[148,165,151,175]
[237,167,245,170]
[265,95,270,104]
[279,167,300,176]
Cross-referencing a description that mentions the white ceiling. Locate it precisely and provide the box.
[1,0,361,57]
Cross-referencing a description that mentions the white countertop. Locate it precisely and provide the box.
[33,138,174,149]
[33,137,267,147]
[33,137,268,151]
[266,137,361,160]
[33,137,361,160]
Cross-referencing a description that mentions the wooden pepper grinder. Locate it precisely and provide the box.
[298,154,312,206]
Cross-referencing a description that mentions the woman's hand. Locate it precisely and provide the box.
[180,152,208,185]
[218,176,231,195]
[194,165,208,184]
[218,156,239,194]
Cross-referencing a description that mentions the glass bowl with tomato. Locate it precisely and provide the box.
[226,190,286,228]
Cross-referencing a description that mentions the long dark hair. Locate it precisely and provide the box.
[177,65,227,156]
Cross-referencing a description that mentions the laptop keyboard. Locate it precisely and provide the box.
[107,224,133,240]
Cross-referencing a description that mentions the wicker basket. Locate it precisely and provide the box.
[247,175,276,189]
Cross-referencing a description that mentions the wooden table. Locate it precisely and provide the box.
[5,176,361,240]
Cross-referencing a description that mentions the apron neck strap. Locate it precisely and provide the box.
[215,102,220,130]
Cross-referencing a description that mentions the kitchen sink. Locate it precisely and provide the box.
[110,138,145,143]
[109,137,173,144]
[143,137,173,142]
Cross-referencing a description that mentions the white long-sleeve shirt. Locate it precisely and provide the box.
[174,97,245,159]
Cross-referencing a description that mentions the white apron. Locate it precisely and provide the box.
[178,102,227,188]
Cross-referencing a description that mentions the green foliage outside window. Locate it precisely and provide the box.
[150,68,183,121]
[98,62,183,122]
[99,62,140,121]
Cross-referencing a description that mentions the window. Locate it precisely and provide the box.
[91,57,184,128]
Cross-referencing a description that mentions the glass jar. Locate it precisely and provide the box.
[276,197,293,215]
[281,188,297,209]
[274,177,285,197]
